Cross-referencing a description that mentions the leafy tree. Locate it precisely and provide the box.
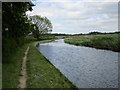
[2,2,34,63]
[32,30,39,39]
[30,15,52,34]
[32,24,40,39]
[2,2,34,38]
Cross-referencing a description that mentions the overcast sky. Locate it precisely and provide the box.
[26,0,119,34]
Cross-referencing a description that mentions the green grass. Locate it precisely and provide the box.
[3,40,76,88]
[24,36,37,43]
[64,34,120,52]
[2,44,28,88]
[0,63,2,89]
[38,35,58,40]
[27,42,76,88]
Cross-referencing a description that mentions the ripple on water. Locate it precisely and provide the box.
[38,39,118,88]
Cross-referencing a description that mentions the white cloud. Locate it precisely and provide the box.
[26,0,118,34]
[33,0,119,2]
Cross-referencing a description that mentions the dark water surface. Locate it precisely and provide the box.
[38,39,118,88]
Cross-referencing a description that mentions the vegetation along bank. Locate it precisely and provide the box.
[3,38,76,88]
[64,34,120,52]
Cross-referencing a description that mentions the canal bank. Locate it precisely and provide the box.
[3,41,76,88]
[27,41,76,88]
[64,34,120,52]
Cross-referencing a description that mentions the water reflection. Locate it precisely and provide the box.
[38,39,118,88]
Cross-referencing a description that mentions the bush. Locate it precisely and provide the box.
[2,36,37,63]
[2,37,18,63]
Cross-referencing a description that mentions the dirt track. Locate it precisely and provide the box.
[18,47,29,88]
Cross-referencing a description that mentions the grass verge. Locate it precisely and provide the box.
[2,44,28,88]
[3,40,76,88]
[64,34,120,52]
[27,41,76,88]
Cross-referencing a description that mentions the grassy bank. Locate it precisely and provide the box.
[3,40,76,88]
[27,41,76,88]
[64,34,120,52]
[3,44,29,88]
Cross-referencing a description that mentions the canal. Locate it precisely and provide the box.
[37,39,118,88]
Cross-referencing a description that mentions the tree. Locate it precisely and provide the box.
[30,15,52,34]
[2,2,34,38]
[32,24,40,39]
[2,2,34,63]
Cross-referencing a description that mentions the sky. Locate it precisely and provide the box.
[26,0,119,34]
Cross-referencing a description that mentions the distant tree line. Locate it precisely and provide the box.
[51,33,72,36]
[88,31,120,35]
[73,31,120,36]
[51,31,120,37]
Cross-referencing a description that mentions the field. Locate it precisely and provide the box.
[64,34,120,52]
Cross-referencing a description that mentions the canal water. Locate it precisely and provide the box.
[37,39,118,88]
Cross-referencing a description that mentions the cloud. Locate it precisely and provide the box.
[26,0,118,34]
